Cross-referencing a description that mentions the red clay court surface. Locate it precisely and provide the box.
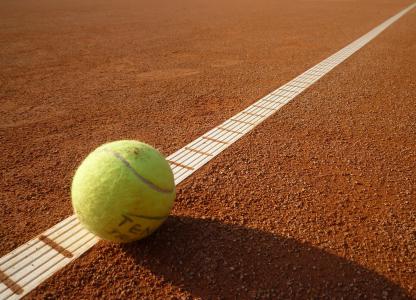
[1,0,415,298]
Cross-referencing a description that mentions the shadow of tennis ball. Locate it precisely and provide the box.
[122,216,410,299]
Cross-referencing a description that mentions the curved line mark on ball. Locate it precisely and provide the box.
[102,148,174,194]
[127,213,168,220]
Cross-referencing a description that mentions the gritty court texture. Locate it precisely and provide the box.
[1,0,416,299]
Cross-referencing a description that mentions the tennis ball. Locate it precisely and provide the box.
[71,140,175,242]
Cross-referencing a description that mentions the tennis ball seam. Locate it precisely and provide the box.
[102,148,174,194]
[123,213,168,220]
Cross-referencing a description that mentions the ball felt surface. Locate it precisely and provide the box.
[71,140,176,242]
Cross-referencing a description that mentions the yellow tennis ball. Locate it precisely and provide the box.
[71,140,175,242]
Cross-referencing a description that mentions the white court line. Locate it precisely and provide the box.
[1,3,415,299]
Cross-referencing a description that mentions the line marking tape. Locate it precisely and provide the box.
[0,3,415,299]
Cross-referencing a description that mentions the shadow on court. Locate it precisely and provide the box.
[122,216,410,299]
